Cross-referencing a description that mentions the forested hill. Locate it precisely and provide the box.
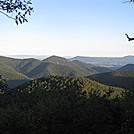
[15,76,125,99]
[0,62,31,88]
[87,70,134,89]
[43,55,111,74]
[1,76,133,134]
[117,64,134,71]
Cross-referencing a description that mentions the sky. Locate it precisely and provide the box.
[0,0,134,57]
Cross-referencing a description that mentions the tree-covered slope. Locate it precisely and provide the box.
[73,60,111,73]
[43,56,92,74]
[0,55,112,80]
[0,56,22,69]
[1,76,134,134]
[117,64,134,71]
[26,62,86,78]
[0,62,29,80]
[14,58,42,75]
[0,56,42,73]
[15,76,125,99]
[0,62,31,88]
[43,56,111,75]
[87,70,134,89]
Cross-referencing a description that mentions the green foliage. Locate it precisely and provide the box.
[15,76,125,99]
[0,0,33,24]
[0,76,133,134]
[0,75,7,94]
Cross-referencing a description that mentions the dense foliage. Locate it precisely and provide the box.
[15,76,125,99]
[1,76,133,134]
[0,75,7,94]
[0,0,33,24]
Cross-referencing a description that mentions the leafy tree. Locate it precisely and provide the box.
[0,75,7,94]
[0,0,33,24]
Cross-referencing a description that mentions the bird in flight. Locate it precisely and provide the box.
[125,34,134,41]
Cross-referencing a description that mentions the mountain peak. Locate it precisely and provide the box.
[43,55,71,64]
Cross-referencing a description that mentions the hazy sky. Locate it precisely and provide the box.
[1,0,134,57]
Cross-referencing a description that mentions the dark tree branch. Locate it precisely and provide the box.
[0,0,33,25]
[125,34,134,41]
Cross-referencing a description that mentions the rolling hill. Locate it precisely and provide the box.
[0,55,112,79]
[43,55,111,75]
[117,64,134,71]
[87,70,134,89]
[25,62,85,78]
[73,60,111,73]
[0,55,112,88]
[15,76,126,99]
[0,62,31,88]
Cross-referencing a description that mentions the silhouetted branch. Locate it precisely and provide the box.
[125,34,134,41]
[0,0,33,25]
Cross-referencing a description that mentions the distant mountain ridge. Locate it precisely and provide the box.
[70,55,134,67]
[0,55,111,88]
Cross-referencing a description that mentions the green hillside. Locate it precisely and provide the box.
[0,56,22,69]
[0,56,42,74]
[43,56,111,75]
[26,62,85,78]
[15,58,42,75]
[73,60,111,73]
[87,70,134,89]
[43,55,78,68]
[0,62,31,88]
[0,56,112,80]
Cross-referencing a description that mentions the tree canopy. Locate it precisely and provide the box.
[0,0,33,24]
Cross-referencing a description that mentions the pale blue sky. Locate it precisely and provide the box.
[0,0,134,57]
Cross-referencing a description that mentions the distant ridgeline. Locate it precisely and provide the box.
[0,55,111,88]
[70,55,134,67]
[1,55,134,89]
